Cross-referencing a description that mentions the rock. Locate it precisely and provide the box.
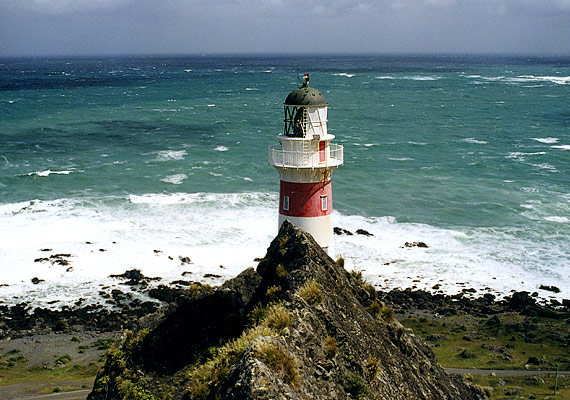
[88,221,485,400]
[458,349,477,359]
[355,228,373,236]
[426,334,448,341]
[31,277,44,284]
[333,227,353,236]
[526,356,542,365]
[179,256,192,264]
[404,242,429,248]
[563,299,570,309]
[509,291,536,309]
[539,285,560,293]
[109,269,160,286]
[171,280,191,286]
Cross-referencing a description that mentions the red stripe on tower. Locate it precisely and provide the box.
[279,180,332,217]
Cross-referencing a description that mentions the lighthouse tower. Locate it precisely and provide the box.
[268,74,343,254]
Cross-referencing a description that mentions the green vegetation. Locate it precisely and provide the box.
[0,361,100,387]
[54,354,72,366]
[400,314,569,371]
[468,374,570,400]
[342,372,368,398]
[365,356,381,378]
[93,338,116,350]
[266,285,282,301]
[400,312,570,399]
[297,280,322,305]
[275,263,288,278]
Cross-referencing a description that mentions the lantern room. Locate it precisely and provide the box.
[283,74,330,139]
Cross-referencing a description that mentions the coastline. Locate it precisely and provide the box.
[1,265,569,399]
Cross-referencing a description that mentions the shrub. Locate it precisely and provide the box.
[275,263,288,278]
[365,356,381,378]
[367,301,394,324]
[297,280,322,305]
[350,269,364,283]
[256,341,301,386]
[266,285,282,301]
[336,256,345,268]
[342,372,368,398]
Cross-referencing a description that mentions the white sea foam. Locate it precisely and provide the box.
[153,150,187,161]
[0,193,568,309]
[532,137,559,144]
[552,145,570,150]
[376,75,440,81]
[207,104,216,107]
[245,88,258,91]
[544,216,569,223]
[214,146,229,152]
[27,170,73,177]
[462,138,488,145]
[476,75,570,85]
[161,174,188,185]
[334,73,355,78]
[531,163,558,172]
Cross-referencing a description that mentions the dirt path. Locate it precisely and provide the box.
[10,389,90,400]
[445,367,570,376]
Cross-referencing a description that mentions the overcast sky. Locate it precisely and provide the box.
[1,0,569,57]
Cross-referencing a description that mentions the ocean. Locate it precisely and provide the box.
[1,54,569,309]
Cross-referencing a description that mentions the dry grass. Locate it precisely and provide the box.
[263,304,291,332]
[297,280,322,305]
[323,335,338,359]
[186,325,278,399]
[256,341,301,386]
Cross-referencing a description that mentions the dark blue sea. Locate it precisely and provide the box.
[1,54,569,308]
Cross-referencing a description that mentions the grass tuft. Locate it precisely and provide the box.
[297,280,322,305]
[256,340,301,386]
[263,304,291,332]
[323,336,338,359]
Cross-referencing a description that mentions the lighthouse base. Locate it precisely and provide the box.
[278,214,333,256]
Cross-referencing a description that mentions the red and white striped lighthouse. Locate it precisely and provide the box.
[268,74,343,254]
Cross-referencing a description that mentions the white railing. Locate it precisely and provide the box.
[268,143,344,168]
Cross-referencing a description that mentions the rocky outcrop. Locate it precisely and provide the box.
[88,221,486,400]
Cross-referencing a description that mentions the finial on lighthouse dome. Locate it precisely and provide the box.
[284,74,327,106]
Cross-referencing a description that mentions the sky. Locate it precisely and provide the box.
[1,0,569,57]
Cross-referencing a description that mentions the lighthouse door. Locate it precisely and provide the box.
[319,141,326,163]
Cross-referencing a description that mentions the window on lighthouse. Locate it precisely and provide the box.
[293,107,306,138]
[320,195,328,211]
[283,196,290,211]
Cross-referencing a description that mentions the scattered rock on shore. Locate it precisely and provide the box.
[109,269,160,286]
[539,285,560,293]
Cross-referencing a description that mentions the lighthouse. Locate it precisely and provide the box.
[268,74,343,255]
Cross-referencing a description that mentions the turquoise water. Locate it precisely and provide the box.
[1,55,569,307]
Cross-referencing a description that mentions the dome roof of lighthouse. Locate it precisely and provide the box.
[284,86,327,106]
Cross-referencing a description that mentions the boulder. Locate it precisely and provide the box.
[88,221,485,400]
